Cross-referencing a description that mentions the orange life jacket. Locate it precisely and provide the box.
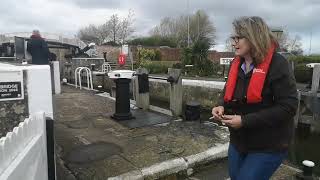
[224,44,276,104]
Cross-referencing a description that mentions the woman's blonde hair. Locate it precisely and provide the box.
[232,16,278,64]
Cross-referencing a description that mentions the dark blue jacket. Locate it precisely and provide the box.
[27,35,49,65]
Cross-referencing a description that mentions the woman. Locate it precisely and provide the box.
[212,16,298,180]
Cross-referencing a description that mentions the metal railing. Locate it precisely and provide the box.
[102,62,112,73]
[75,67,93,90]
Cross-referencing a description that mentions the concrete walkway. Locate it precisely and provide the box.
[54,85,229,179]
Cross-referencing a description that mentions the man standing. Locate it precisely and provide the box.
[27,30,49,65]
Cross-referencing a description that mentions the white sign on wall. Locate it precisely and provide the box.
[121,44,129,55]
[220,58,234,65]
[0,70,24,101]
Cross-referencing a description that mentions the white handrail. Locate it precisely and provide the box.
[74,67,93,90]
[75,67,81,88]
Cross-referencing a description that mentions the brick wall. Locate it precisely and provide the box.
[96,45,120,61]
[208,51,235,63]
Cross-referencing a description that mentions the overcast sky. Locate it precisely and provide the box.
[0,0,319,54]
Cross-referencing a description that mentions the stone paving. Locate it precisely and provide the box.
[54,85,229,179]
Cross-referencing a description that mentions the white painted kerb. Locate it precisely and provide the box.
[108,142,229,180]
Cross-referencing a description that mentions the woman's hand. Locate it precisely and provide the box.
[211,106,224,121]
[221,115,242,129]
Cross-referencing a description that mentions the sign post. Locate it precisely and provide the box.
[0,70,24,101]
[220,58,233,79]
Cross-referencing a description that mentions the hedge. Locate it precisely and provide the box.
[294,63,313,83]
[290,55,320,83]
[137,61,179,74]
[289,55,320,64]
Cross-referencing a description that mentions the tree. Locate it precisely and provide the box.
[225,38,235,52]
[77,10,135,45]
[77,24,101,44]
[118,10,135,44]
[108,14,120,44]
[151,17,177,38]
[181,37,216,76]
[274,30,289,51]
[286,35,303,55]
[128,36,178,47]
[274,30,303,55]
[150,10,216,48]
[189,10,216,44]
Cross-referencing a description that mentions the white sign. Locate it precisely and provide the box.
[220,58,234,65]
[0,70,24,101]
[121,44,129,55]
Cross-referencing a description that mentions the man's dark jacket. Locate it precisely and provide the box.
[27,35,49,65]
[218,53,298,153]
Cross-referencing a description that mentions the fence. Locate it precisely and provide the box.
[0,112,48,180]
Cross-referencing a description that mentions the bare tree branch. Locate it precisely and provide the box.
[150,10,216,47]
[77,10,135,45]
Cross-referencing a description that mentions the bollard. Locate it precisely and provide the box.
[134,68,150,110]
[185,101,200,121]
[108,70,135,120]
[97,85,103,93]
[296,160,316,180]
[303,160,315,177]
[90,64,96,71]
[168,68,182,117]
[111,78,134,120]
[62,78,67,85]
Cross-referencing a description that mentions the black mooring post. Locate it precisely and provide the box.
[111,78,134,120]
[46,117,56,180]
